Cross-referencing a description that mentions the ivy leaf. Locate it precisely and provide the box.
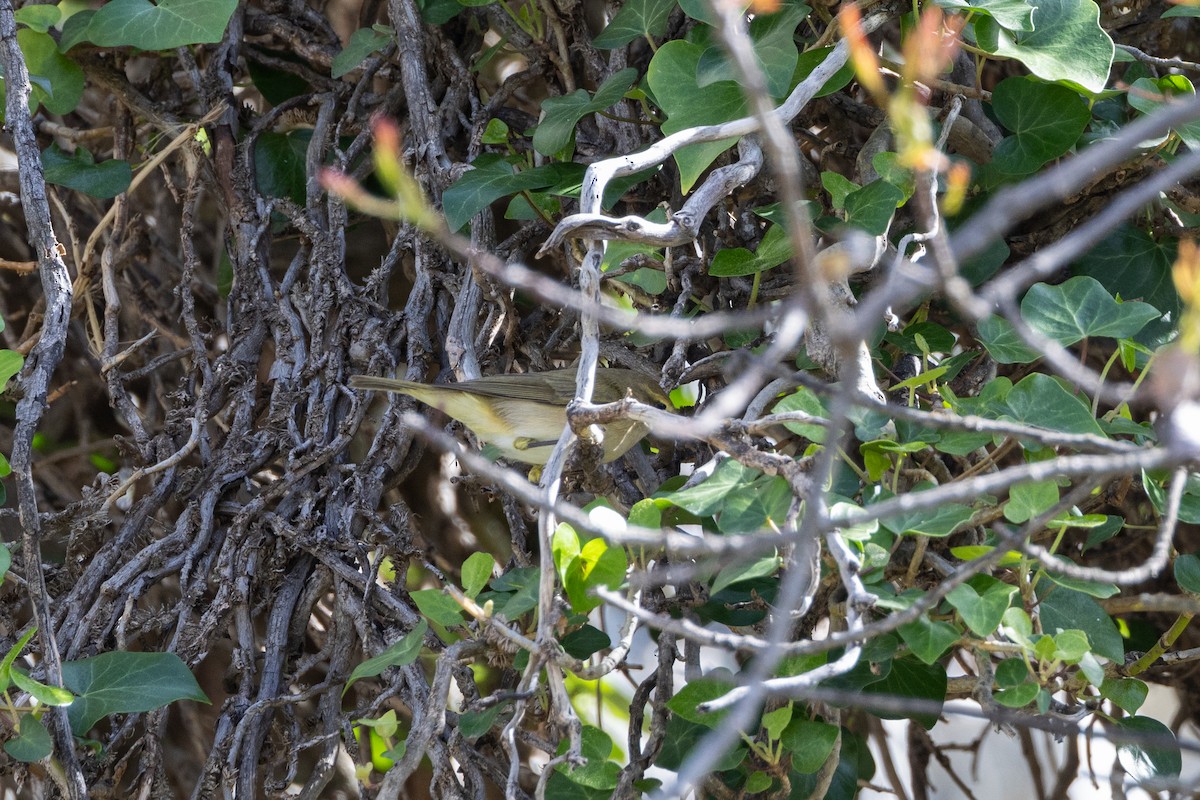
[1074,226,1179,347]
[864,657,946,729]
[946,578,1017,637]
[1113,716,1182,784]
[411,589,467,627]
[1038,588,1123,662]
[1021,276,1161,344]
[646,40,746,193]
[533,68,637,156]
[842,179,904,235]
[14,4,62,32]
[976,315,1040,364]
[1127,76,1200,151]
[988,77,1091,177]
[2,714,52,762]
[934,0,1033,32]
[560,625,611,659]
[61,652,209,735]
[592,0,676,48]
[12,29,84,117]
[70,0,238,50]
[999,373,1106,438]
[696,2,808,98]
[973,0,1114,94]
[667,677,733,727]
[442,157,579,232]
[898,616,961,665]
[779,718,839,773]
[43,144,132,199]
[1004,479,1059,524]
[332,27,393,78]
[461,551,495,599]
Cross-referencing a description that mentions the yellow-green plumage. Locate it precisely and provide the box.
[350,368,667,464]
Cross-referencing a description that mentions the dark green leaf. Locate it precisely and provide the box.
[3,714,52,762]
[779,718,839,773]
[710,552,781,596]
[533,68,637,156]
[1000,373,1106,437]
[1101,677,1148,714]
[61,652,209,735]
[865,658,946,729]
[42,145,132,199]
[988,77,1091,176]
[560,625,611,659]
[843,179,904,236]
[1021,276,1161,344]
[442,157,577,232]
[458,702,506,739]
[254,130,312,203]
[1074,227,1180,346]
[1113,716,1182,783]
[1175,553,1200,594]
[1038,588,1123,662]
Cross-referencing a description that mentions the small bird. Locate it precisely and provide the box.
[349,367,668,464]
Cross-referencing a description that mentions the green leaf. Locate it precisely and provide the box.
[715,474,791,534]
[461,552,494,599]
[344,620,428,695]
[934,0,1033,32]
[0,543,10,585]
[459,702,506,739]
[3,714,53,762]
[72,0,238,50]
[710,552,781,596]
[878,492,974,538]
[1038,588,1123,662]
[843,179,904,235]
[1004,479,1059,524]
[411,588,467,627]
[332,26,393,78]
[695,2,808,99]
[974,0,1114,94]
[946,578,1017,637]
[864,658,946,729]
[1040,555,1120,598]
[0,349,24,393]
[659,458,757,517]
[15,5,62,32]
[10,667,75,706]
[779,718,839,773]
[564,538,627,613]
[1074,226,1179,345]
[898,616,960,665]
[994,682,1039,708]
[1000,373,1106,437]
[1052,629,1090,662]
[976,315,1040,364]
[1022,276,1161,344]
[61,651,209,735]
[560,625,611,659]
[533,68,637,156]
[995,656,1029,688]
[42,144,132,199]
[13,29,84,116]
[1113,716,1181,783]
[1178,553,1200,593]
[646,40,746,193]
[761,703,792,740]
[254,130,311,203]
[1101,677,1148,714]
[1127,76,1200,151]
[666,677,733,727]
[592,0,676,48]
[988,77,1091,176]
[709,224,792,277]
[773,386,828,443]
[442,157,578,232]
[552,522,581,586]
